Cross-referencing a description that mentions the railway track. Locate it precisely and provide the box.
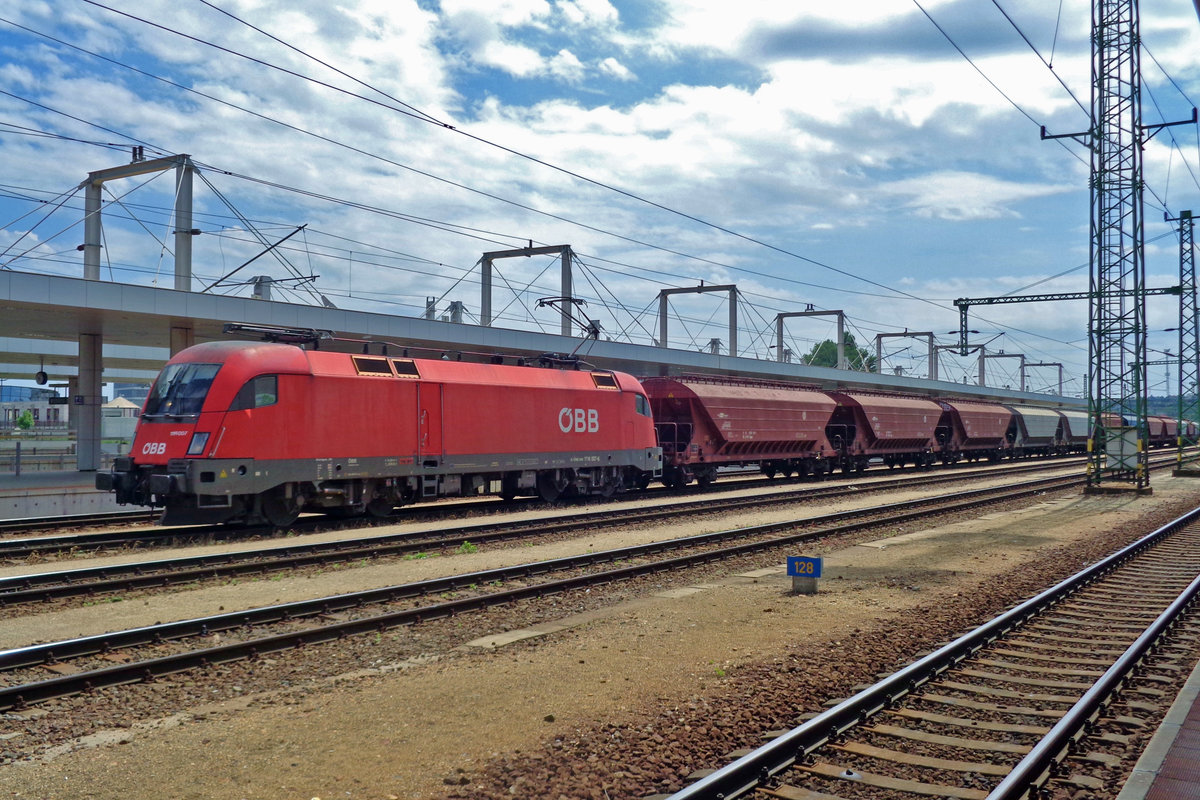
[0,455,1093,561]
[665,501,1200,800]
[0,458,1107,608]
[0,466,760,542]
[0,509,156,536]
[0,469,1093,712]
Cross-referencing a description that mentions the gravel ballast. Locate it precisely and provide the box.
[0,474,1196,800]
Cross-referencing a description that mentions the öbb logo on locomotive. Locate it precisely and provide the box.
[558,407,599,433]
[141,441,167,456]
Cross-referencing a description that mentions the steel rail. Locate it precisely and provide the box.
[0,509,156,535]
[0,459,1088,605]
[0,474,1084,710]
[0,473,772,555]
[986,570,1200,799]
[0,455,1093,559]
[662,504,1200,800]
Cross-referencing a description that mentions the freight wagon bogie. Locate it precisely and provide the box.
[761,457,832,480]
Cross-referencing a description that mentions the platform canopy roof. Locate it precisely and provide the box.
[0,269,1081,407]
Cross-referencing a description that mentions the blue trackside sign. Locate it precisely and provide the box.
[787,556,822,578]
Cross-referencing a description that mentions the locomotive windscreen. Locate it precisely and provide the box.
[143,362,221,418]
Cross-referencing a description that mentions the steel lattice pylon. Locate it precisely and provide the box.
[1087,0,1148,488]
[1044,4,1196,489]
[1178,211,1198,462]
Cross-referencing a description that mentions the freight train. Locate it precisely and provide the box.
[646,375,1185,488]
[97,336,1185,526]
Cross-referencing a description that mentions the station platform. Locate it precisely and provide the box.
[0,469,125,519]
[1118,654,1200,799]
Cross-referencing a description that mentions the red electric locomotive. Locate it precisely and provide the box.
[98,339,662,526]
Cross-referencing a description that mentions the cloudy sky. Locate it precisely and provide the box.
[1,0,1198,396]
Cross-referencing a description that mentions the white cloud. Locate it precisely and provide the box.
[598,57,634,81]
[479,39,548,77]
[439,0,552,29]
[876,171,1074,221]
[652,0,920,54]
[434,0,625,82]
[559,0,619,27]
[548,49,586,83]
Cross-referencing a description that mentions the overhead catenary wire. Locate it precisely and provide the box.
[62,2,957,311]
[0,10,1115,333]
[987,0,1089,116]
[911,0,1089,169]
[0,6,1185,381]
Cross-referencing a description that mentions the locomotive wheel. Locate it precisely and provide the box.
[537,471,569,503]
[260,491,301,527]
[366,497,393,518]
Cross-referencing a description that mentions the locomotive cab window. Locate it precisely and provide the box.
[143,362,221,418]
[635,394,652,417]
[230,375,278,411]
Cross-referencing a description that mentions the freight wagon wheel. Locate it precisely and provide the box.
[634,473,652,491]
[664,470,690,489]
[260,490,301,527]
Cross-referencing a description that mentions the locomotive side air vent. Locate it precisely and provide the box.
[591,372,618,389]
[391,359,421,378]
[352,356,394,376]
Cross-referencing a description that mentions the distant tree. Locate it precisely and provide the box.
[801,333,876,371]
[15,410,34,431]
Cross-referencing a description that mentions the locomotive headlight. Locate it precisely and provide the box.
[186,432,210,456]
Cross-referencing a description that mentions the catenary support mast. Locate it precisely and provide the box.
[1173,210,1199,465]
[1043,1,1194,491]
